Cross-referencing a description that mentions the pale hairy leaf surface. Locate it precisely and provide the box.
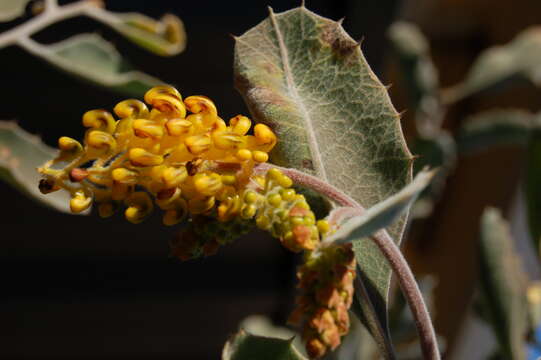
[114,13,186,56]
[0,121,71,213]
[443,27,541,103]
[222,330,306,360]
[479,208,528,360]
[326,169,434,245]
[234,6,413,353]
[458,110,534,154]
[0,0,31,22]
[20,33,162,96]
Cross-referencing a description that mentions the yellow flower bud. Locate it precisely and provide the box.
[144,85,186,117]
[113,99,149,119]
[82,109,116,133]
[70,190,92,213]
[184,95,218,127]
[129,148,163,166]
[58,136,83,154]
[256,215,271,230]
[162,166,188,188]
[86,130,116,151]
[280,188,296,201]
[243,191,258,204]
[212,130,243,150]
[156,187,181,209]
[235,149,252,161]
[112,168,138,185]
[267,193,282,207]
[165,118,192,136]
[185,134,211,155]
[162,198,187,226]
[194,173,223,196]
[221,174,237,186]
[229,115,252,135]
[252,151,269,163]
[254,123,277,147]
[317,220,330,234]
[124,191,153,224]
[188,196,215,214]
[241,204,257,219]
[133,119,164,139]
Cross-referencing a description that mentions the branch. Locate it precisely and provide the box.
[0,1,120,50]
[254,163,441,360]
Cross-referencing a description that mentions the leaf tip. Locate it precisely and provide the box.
[267,5,275,16]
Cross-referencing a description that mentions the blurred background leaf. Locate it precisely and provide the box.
[0,0,31,22]
[222,330,307,360]
[442,27,541,104]
[478,207,529,360]
[17,33,162,97]
[0,121,71,213]
[457,110,533,154]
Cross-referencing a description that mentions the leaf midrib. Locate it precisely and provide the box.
[268,7,328,182]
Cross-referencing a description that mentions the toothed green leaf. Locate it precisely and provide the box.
[21,33,162,96]
[0,121,71,213]
[222,330,307,360]
[234,6,412,357]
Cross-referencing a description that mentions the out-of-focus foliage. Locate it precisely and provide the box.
[478,208,529,360]
[222,330,307,360]
[442,27,541,103]
[0,0,186,96]
[0,122,71,212]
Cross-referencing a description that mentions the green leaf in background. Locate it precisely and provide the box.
[388,21,439,114]
[526,115,541,256]
[18,33,162,96]
[478,208,528,360]
[113,13,187,56]
[234,6,413,354]
[442,27,541,103]
[0,121,71,213]
[0,0,31,22]
[222,330,307,360]
[457,110,533,154]
[326,169,434,245]
[410,132,456,219]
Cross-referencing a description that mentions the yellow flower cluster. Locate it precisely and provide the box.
[38,85,277,225]
[169,168,331,260]
[37,84,355,359]
[289,244,356,359]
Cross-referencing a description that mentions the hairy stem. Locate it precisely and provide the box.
[255,163,441,360]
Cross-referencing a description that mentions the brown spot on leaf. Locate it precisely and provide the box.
[302,158,314,170]
[320,23,358,62]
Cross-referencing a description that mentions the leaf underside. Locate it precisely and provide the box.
[0,121,71,213]
[222,330,307,360]
[26,33,162,96]
[234,6,413,355]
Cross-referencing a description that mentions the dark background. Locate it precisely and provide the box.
[0,0,399,358]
